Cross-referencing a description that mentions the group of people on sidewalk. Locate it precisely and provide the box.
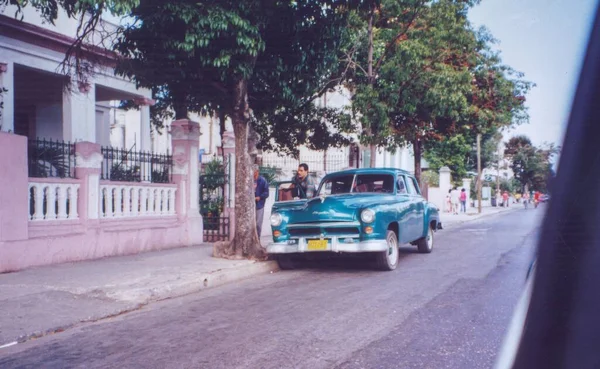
[447,187,468,215]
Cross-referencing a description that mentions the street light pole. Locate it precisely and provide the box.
[477,133,482,214]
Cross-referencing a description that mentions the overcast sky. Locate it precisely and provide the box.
[469,0,598,148]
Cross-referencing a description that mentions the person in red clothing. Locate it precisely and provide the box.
[502,191,509,207]
[534,191,541,209]
[460,188,467,213]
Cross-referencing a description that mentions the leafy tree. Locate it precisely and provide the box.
[380,0,481,185]
[114,0,356,259]
[423,134,471,182]
[504,135,558,193]
[340,0,430,167]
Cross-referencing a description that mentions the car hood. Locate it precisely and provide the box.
[274,193,405,223]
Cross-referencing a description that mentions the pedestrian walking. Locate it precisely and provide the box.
[253,164,269,238]
[460,188,467,213]
[450,187,460,215]
[502,191,509,207]
[523,191,530,209]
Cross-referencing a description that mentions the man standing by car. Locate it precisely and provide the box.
[290,163,316,199]
[254,165,269,238]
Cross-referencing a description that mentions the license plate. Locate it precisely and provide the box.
[307,239,328,251]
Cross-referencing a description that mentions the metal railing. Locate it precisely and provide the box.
[28,138,75,178]
[101,146,173,184]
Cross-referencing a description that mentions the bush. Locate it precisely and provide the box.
[421,170,439,187]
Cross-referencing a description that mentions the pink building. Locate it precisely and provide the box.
[0,9,204,272]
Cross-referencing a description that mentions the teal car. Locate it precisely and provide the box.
[267,168,441,271]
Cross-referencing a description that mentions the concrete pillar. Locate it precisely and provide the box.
[0,62,14,133]
[462,178,472,210]
[439,166,452,197]
[221,130,236,240]
[63,81,96,142]
[134,97,153,152]
[171,119,203,245]
[0,132,28,242]
[74,142,103,221]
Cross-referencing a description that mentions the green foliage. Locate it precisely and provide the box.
[424,134,471,181]
[421,170,439,187]
[110,164,141,182]
[259,165,279,187]
[504,135,558,193]
[201,158,226,190]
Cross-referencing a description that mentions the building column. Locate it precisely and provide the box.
[171,119,203,245]
[74,142,103,221]
[63,81,96,142]
[439,166,452,197]
[0,62,14,133]
[135,97,154,152]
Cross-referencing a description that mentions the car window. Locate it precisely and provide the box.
[354,174,394,193]
[316,175,353,195]
[397,176,408,195]
[316,174,395,195]
[405,176,420,195]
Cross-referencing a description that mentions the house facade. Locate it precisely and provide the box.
[0,7,203,272]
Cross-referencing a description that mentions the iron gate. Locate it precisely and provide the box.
[199,156,231,242]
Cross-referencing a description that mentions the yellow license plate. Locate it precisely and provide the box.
[307,239,328,251]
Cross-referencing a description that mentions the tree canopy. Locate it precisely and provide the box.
[504,135,558,193]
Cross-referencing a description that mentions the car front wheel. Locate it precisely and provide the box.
[375,230,399,271]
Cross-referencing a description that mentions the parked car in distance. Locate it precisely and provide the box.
[266,168,441,271]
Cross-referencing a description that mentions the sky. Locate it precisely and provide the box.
[468,0,598,148]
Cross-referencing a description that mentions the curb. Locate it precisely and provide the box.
[441,207,521,230]
[1,260,280,348]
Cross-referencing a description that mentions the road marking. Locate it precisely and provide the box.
[0,341,17,349]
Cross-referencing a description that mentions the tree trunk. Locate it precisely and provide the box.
[367,5,377,168]
[477,133,482,214]
[172,88,189,120]
[213,78,266,260]
[413,138,422,188]
[218,107,226,156]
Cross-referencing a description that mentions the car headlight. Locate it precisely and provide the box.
[270,212,283,227]
[361,209,375,223]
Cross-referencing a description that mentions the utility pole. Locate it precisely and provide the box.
[477,133,482,214]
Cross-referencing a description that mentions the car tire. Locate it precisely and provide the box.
[375,230,399,271]
[416,225,434,254]
[277,255,297,270]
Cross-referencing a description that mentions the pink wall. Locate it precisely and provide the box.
[0,120,203,273]
[0,132,28,242]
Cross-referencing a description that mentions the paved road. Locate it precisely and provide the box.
[0,207,542,369]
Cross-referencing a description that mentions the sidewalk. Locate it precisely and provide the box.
[0,244,278,346]
[439,204,520,229]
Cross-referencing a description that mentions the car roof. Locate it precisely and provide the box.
[323,168,412,177]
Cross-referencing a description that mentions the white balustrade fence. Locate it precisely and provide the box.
[100,184,177,218]
[29,182,80,221]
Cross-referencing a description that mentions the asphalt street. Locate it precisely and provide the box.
[0,206,543,369]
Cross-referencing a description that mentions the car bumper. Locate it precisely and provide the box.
[266,238,388,254]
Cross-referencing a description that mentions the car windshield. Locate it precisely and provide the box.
[317,174,395,195]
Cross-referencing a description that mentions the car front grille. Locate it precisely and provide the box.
[288,226,360,237]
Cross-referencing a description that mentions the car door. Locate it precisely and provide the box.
[404,175,425,241]
[395,175,413,243]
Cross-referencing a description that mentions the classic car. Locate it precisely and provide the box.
[266,168,441,271]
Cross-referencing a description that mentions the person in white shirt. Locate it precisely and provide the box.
[450,187,460,215]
